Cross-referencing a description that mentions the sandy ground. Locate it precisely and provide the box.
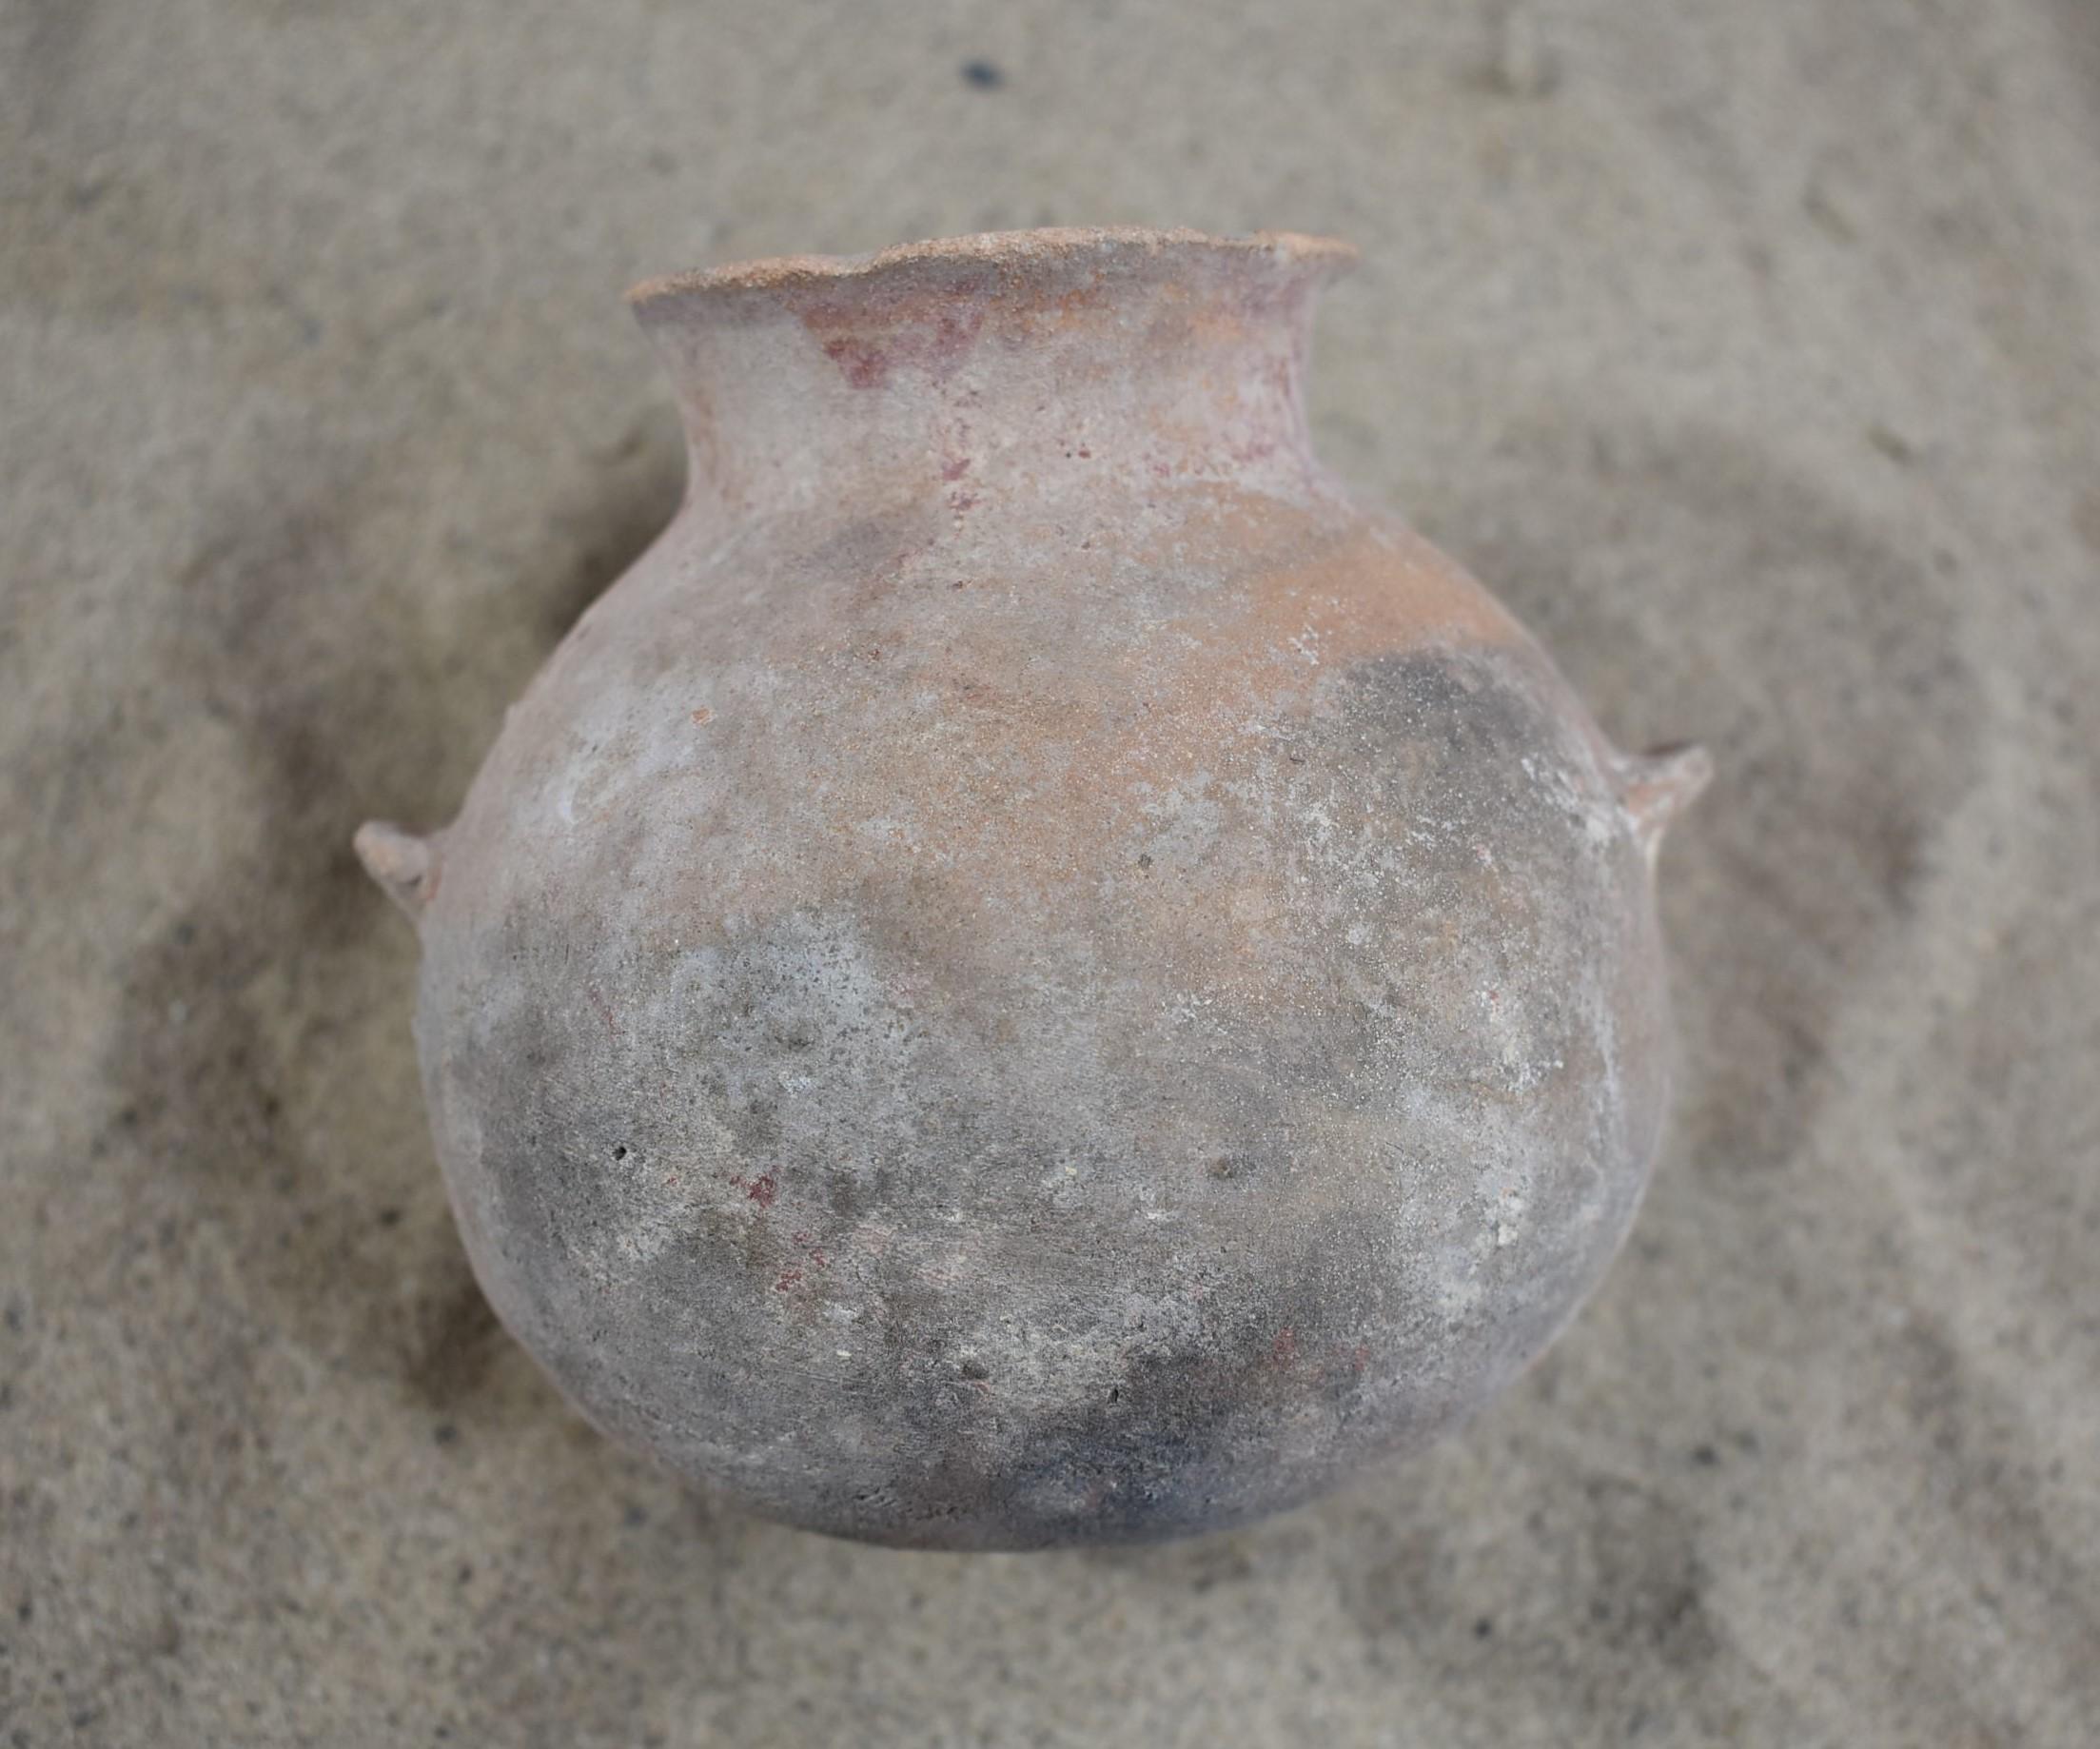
[4,1,2098,1743]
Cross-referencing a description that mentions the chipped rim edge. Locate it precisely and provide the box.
[625,226,1359,310]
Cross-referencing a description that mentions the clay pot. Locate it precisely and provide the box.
[358,227,1706,1549]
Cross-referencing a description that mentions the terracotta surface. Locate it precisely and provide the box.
[357,228,1704,1547]
[6,0,2098,1738]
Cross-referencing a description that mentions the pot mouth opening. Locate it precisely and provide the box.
[625,226,1357,311]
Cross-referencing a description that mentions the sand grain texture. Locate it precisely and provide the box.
[3,1,2097,1743]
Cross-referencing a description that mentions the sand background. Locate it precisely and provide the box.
[4,1,2097,1743]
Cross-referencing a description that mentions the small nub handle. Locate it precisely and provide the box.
[354,820,439,922]
[1618,743,1713,862]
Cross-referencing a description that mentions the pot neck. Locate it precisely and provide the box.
[629,228,1355,521]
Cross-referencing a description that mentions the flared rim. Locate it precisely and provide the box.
[625,226,1357,309]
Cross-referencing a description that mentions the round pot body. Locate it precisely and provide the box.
[358,228,1705,1549]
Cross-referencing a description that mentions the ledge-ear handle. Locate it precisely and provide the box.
[1617,743,1712,862]
[354,820,440,923]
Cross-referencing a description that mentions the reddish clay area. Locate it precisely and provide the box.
[358,227,1706,1549]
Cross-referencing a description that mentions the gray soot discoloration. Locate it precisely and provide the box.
[371,229,1701,1548]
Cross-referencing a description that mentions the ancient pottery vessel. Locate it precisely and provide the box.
[358,227,1707,1549]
